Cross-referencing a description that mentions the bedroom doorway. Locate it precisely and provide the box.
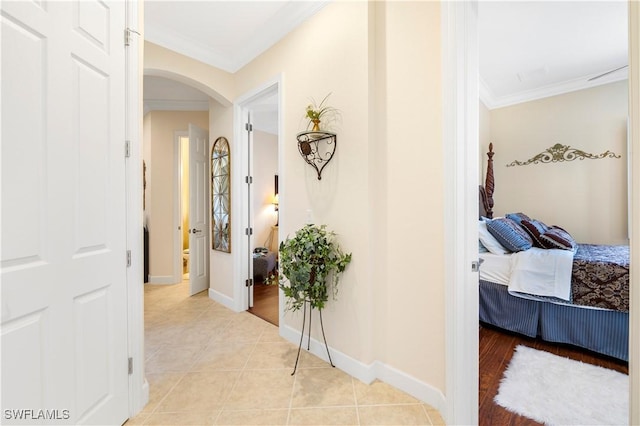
[236,80,281,327]
[473,2,636,424]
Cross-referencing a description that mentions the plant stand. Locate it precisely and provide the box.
[291,300,335,375]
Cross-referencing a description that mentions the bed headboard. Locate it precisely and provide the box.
[479,143,494,219]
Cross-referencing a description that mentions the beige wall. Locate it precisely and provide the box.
[207,100,235,297]
[144,110,209,281]
[373,0,445,389]
[235,0,376,364]
[144,42,234,107]
[235,0,445,392]
[144,0,447,403]
[479,101,491,183]
[487,81,628,244]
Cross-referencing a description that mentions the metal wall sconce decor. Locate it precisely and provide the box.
[296,131,337,180]
[506,143,621,167]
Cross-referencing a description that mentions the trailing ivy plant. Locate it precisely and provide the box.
[279,224,352,311]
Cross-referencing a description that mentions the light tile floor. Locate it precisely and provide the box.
[126,281,445,425]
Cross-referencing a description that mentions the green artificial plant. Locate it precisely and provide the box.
[304,93,341,131]
[279,224,352,311]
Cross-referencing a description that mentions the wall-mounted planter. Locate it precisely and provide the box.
[296,131,337,180]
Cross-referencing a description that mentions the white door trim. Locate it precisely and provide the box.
[232,75,283,315]
[124,0,148,417]
[628,2,640,424]
[441,2,479,425]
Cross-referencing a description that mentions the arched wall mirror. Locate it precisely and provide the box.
[211,136,231,252]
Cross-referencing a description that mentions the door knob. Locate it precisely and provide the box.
[191,229,202,234]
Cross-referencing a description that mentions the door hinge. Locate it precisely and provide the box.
[245,176,253,184]
[126,250,132,267]
[125,140,131,158]
[245,278,253,287]
[124,28,140,47]
[245,122,253,132]
[128,357,133,375]
[245,228,253,236]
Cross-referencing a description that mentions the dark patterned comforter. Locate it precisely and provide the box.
[571,244,629,312]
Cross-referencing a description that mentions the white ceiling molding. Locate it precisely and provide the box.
[144,1,329,73]
[144,24,236,72]
[482,71,628,110]
[479,77,496,110]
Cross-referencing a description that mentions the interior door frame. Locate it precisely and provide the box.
[173,130,189,284]
[442,2,640,424]
[628,2,640,422]
[124,0,148,417]
[441,2,479,425]
[232,76,283,317]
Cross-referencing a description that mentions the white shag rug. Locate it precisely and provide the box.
[495,345,628,425]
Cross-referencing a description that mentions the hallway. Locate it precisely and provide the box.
[126,281,445,425]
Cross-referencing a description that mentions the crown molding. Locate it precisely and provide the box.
[479,77,496,109]
[481,71,628,110]
[144,2,329,74]
[144,24,235,72]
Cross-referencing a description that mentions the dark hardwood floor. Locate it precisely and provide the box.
[479,323,628,426]
[248,280,279,326]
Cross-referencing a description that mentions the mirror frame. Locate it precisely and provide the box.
[211,136,231,252]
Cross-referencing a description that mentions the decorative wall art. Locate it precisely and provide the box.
[298,93,340,180]
[211,136,231,252]
[506,143,621,167]
[296,131,337,180]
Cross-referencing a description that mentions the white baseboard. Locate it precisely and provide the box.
[208,288,239,312]
[141,379,149,411]
[147,275,176,285]
[279,324,446,414]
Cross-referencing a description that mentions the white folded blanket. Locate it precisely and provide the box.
[508,247,574,301]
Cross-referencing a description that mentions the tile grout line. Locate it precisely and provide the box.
[421,403,434,426]
[351,376,362,426]
[211,315,266,422]
[285,367,298,425]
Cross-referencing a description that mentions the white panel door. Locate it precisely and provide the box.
[188,124,210,296]
[1,1,129,425]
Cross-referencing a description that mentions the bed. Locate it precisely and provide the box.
[478,144,629,361]
[253,250,277,282]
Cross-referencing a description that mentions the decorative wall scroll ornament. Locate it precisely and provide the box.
[506,143,621,167]
[296,131,337,180]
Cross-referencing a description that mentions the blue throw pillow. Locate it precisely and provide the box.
[486,217,533,252]
[479,219,509,255]
[505,212,531,226]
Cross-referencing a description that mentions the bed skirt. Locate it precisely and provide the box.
[479,280,629,361]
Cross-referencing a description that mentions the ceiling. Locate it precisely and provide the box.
[143,1,628,114]
[478,1,628,109]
